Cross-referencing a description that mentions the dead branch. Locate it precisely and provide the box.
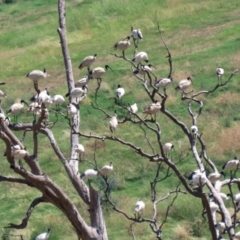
[5,197,45,229]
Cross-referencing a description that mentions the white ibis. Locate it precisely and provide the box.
[35,228,51,240]
[134,200,145,219]
[78,54,97,72]
[154,77,173,89]
[109,112,118,136]
[132,52,148,64]
[7,100,27,122]
[98,162,113,177]
[143,100,161,120]
[26,68,48,82]
[128,103,138,114]
[175,77,192,91]
[116,84,125,102]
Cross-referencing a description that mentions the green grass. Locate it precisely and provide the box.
[0,0,240,239]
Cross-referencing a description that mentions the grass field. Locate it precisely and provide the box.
[0,0,240,239]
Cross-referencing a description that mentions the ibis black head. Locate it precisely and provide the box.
[148,64,156,69]
[117,84,121,88]
[21,99,28,105]
[94,54,97,57]
[43,68,47,73]
[105,65,112,71]
[144,59,149,63]
[187,77,192,81]
[0,82,6,85]
[220,171,225,177]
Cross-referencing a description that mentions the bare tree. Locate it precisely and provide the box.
[0,0,239,240]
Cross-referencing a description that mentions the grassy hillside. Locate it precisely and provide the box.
[0,0,240,239]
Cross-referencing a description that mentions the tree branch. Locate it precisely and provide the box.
[5,196,45,229]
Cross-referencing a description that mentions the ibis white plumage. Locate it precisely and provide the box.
[52,94,65,107]
[131,27,143,40]
[74,144,85,154]
[30,88,51,105]
[98,162,113,177]
[163,142,174,157]
[116,84,125,101]
[74,144,85,160]
[114,36,131,54]
[175,77,192,91]
[143,100,161,120]
[215,222,225,234]
[134,200,145,219]
[222,157,240,170]
[216,67,224,77]
[109,112,118,136]
[7,100,27,122]
[128,103,138,114]
[67,103,78,116]
[188,169,206,186]
[80,169,98,179]
[65,86,87,99]
[88,65,112,83]
[26,68,48,82]
[154,77,173,89]
[132,52,148,64]
[233,231,240,240]
[78,54,97,72]
[11,149,28,160]
[191,125,198,135]
[75,75,90,88]
[207,171,224,185]
[35,228,51,240]
[233,193,240,203]
[133,64,155,77]
[209,201,219,213]
[219,192,230,201]
[131,27,143,48]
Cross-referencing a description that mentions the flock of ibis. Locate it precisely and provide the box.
[0,22,230,238]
